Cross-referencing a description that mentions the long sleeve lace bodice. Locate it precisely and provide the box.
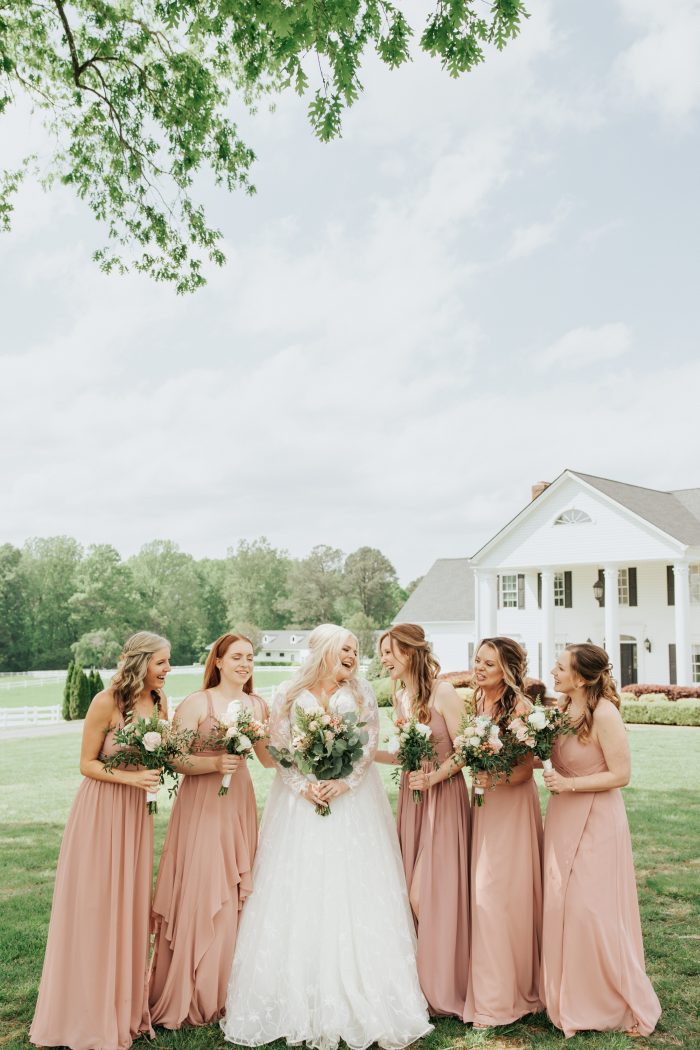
[268,678,379,796]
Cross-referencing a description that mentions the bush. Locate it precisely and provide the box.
[372,678,394,707]
[621,699,700,726]
[621,691,668,703]
[62,661,75,721]
[621,683,700,700]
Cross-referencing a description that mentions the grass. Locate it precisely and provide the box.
[1,722,698,1050]
[0,668,293,710]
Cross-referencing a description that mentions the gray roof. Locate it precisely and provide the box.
[571,471,700,546]
[394,558,475,623]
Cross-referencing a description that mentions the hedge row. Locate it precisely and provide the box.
[620,683,700,700]
[621,699,700,726]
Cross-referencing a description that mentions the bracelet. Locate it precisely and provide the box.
[571,778,577,792]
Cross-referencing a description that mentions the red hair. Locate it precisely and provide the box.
[203,633,254,693]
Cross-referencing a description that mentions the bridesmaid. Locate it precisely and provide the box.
[463,636,544,1029]
[542,643,661,1038]
[30,631,170,1050]
[375,624,470,1018]
[149,632,274,1029]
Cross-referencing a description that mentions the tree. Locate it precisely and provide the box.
[343,546,402,625]
[68,545,142,641]
[21,536,83,668]
[62,659,76,721]
[343,610,378,662]
[72,628,122,669]
[68,661,85,720]
[0,543,30,671]
[197,558,229,647]
[1,1,527,291]
[88,668,105,701]
[285,545,346,627]
[128,539,208,663]
[225,538,291,631]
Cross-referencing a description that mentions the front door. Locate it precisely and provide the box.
[620,642,638,687]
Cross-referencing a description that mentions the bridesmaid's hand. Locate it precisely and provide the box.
[132,768,162,792]
[408,770,433,792]
[216,753,243,775]
[473,772,493,791]
[316,780,349,802]
[543,769,570,793]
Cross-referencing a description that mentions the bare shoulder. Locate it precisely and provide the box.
[514,694,534,718]
[88,688,117,718]
[174,690,207,717]
[434,680,461,708]
[593,697,624,727]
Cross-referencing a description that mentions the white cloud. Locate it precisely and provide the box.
[614,0,700,119]
[533,324,633,372]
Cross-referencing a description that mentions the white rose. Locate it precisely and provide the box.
[309,720,319,731]
[225,726,238,739]
[415,723,432,738]
[238,734,252,750]
[142,731,162,752]
[468,735,481,748]
[386,736,400,754]
[226,700,243,720]
[527,709,547,731]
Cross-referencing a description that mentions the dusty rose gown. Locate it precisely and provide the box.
[541,732,661,1037]
[30,720,154,1050]
[396,695,471,1017]
[464,718,544,1026]
[148,692,264,1028]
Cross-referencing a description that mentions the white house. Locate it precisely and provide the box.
[257,631,310,665]
[395,470,700,687]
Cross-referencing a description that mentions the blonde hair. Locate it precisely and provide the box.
[286,624,363,713]
[563,643,621,743]
[474,636,530,725]
[111,631,170,719]
[379,623,440,724]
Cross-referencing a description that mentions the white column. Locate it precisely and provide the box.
[604,564,621,689]
[673,562,692,685]
[476,570,498,641]
[540,570,555,684]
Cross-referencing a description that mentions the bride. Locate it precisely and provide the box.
[221,624,432,1050]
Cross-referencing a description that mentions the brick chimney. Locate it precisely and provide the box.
[531,480,550,501]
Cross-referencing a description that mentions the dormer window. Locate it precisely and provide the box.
[554,508,592,525]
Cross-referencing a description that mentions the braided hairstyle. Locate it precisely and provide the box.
[474,636,529,726]
[379,623,440,724]
[564,643,621,743]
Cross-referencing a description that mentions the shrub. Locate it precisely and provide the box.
[62,661,75,721]
[621,699,700,727]
[372,677,394,707]
[621,691,668,703]
[621,683,700,701]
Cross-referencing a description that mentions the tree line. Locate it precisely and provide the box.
[0,537,421,671]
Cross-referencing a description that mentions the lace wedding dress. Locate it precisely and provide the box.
[221,679,432,1050]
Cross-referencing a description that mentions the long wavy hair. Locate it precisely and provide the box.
[473,636,529,726]
[203,633,254,693]
[285,624,363,714]
[563,643,621,743]
[379,623,440,724]
[111,631,170,720]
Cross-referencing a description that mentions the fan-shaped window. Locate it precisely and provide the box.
[554,508,592,525]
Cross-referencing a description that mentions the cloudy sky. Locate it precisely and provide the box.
[2,0,699,583]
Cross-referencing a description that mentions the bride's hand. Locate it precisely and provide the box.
[316,780,349,802]
[302,783,323,806]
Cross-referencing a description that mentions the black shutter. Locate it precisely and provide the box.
[517,574,525,609]
[564,571,573,608]
[597,568,605,607]
[628,567,638,607]
[496,574,501,609]
[667,565,675,606]
[537,573,542,609]
[669,643,677,685]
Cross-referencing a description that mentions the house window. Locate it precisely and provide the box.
[692,645,700,685]
[501,574,518,608]
[554,573,565,607]
[279,652,285,658]
[265,651,271,657]
[555,641,567,656]
[554,508,592,525]
[690,565,700,605]
[617,567,638,607]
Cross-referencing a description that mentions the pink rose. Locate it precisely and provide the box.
[142,731,162,752]
[487,737,503,752]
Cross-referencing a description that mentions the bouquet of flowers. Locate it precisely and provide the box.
[452,713,519,806]
[506,702,571,772]
[209,699,268,796]
[103,705,195,814]
[386,716,437,803]
[268,701,368,816]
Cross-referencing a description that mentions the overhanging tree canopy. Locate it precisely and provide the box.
[1,0,527,291]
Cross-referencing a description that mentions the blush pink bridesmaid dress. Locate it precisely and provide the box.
[148,691,264,1028]
[541,733,661,1037]
[396,696,471,1017]
[30,720,154,1050]
[463,753,544,1026]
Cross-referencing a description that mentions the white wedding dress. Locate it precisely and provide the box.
[221,678,432,1050]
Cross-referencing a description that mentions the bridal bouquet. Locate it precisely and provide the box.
[452,713,519,806]
[268,702,368,816]
[103,705,194,814]
[209,700,268,796]
[387,716,437,803]
[506,702,571,772]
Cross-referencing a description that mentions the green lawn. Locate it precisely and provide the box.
[0,668,293,710]
[1,723,698,1050]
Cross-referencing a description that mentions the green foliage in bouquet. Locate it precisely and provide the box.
[102,705,195,813]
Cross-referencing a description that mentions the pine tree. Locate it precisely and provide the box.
[62,660,75,721]
[68,662,84,720]
[76,669,92,719]
[87,669,105,701]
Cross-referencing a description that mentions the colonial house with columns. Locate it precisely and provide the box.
[395,470,700,687]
